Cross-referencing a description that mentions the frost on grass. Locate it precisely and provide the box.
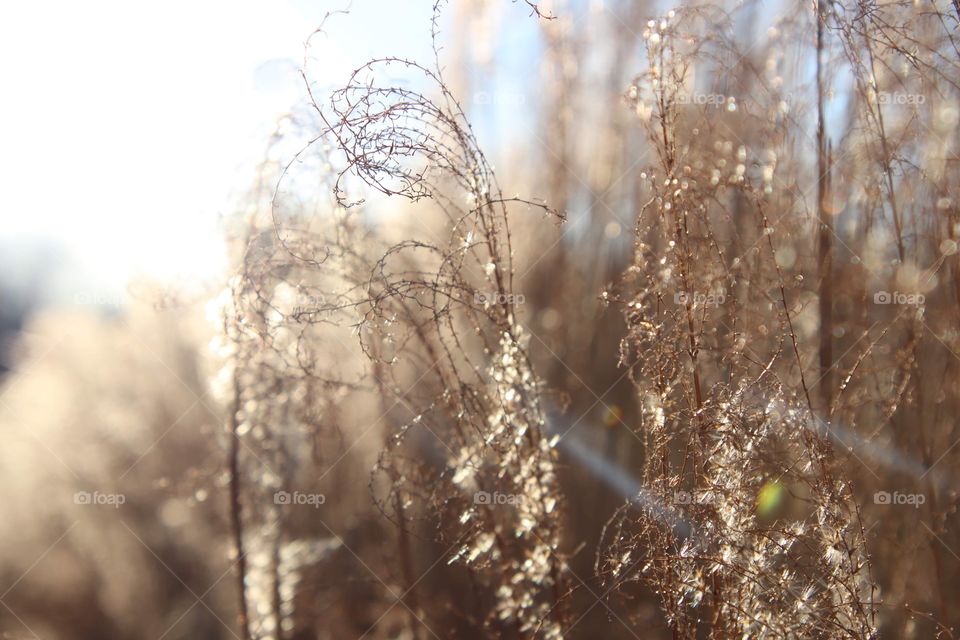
[599,8,876,639]
[304,33,570,637]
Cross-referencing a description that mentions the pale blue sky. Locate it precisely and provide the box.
[0,0,441,299]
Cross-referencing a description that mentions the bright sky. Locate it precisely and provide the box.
[0,0,434,300]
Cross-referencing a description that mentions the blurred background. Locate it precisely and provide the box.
[2,0,959,638]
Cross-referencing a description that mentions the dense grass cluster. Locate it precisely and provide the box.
[1,0,959,638]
